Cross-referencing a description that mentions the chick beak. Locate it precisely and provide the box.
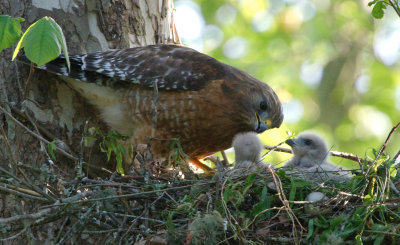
[285,139,296,147]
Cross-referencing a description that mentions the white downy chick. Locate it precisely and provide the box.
[231,132,271,172]
[284,133,350,183]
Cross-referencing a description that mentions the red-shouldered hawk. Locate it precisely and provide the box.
[33,44,284,167]
[284,133,350,182]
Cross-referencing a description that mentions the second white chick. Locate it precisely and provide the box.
[284,133,350,183]
[232,132,271,171]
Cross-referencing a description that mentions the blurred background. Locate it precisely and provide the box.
[173,0,400,169]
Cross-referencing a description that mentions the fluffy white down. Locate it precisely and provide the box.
[284,132,351,183]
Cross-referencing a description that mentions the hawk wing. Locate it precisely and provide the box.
[41,44,228,91]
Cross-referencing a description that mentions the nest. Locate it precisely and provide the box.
[1,123,400,244]
[1,153,400,245]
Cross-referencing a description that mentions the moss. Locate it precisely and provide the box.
[189,211,225,245]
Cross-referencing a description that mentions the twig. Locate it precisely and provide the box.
[360,121,400,197]
[389,0,400,18]
[23,109,53,165]
[164,191,179,205]
[266,165,304,244]
[2,183,42,197]
[262,141,286,158]
[106,212,165,224]
[372,121,400,164]
[221,150,229,166]
[0,166,56,202]
[0,118,30,181]
[0,226,28,241]
[220,178,247,243]
[119,192,166,244]
[57,204,96,245]
[11,105,59,140]
[0,105,78,161]
[0,206,56,223]
[23,62,35,100]
[60,190,93,203]
[42,182,212,207]
[264,144,369,164]
[0,184,49,202]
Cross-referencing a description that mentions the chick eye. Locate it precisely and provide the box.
[260,100,269,111]
[304,139,312,145]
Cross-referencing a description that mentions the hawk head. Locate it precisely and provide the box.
[250,82,283,133]
[222,66,284,135]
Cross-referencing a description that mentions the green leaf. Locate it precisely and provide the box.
[368,0,379,6]
[289,177,296,203]
[364,194,374,204]
[0,15,24,53]
[47,140,57,160]
[371,224,387,231]
[223,187,232,202]
[116,157,125,176]
[306,219,314,240]
[12,16,69,69]
[166,211,175,232]
[330,217,343,230]
[243,173,257,194]
[355,234,363,245]
[251,186,270,218]
[373,235,384,245]
[371,2,386,19]
[275,169,286,177]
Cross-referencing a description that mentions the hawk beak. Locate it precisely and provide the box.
[254,113,272,133]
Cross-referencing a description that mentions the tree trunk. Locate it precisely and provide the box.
[0,0,177,243]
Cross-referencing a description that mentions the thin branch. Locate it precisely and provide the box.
[23,62,35,100]
[389,0,400,18]
[221,150,229,166]
[0,166,56,202]
[0,184,49,202]
[372,121,400,164]
[0,206,56,223]
[0,226,28,241]
[266,165,305,244]
[3,183,42,197]
[0,105,78,161]
[0,118,28,180]
[264,145,369,164]
[43,182,212,207]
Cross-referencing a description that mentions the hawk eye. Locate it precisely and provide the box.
[260,100,268,111]
[304,139,312,145]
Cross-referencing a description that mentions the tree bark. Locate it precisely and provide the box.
[0,0,177,243]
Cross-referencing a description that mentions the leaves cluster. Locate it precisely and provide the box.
[0,15,69,68]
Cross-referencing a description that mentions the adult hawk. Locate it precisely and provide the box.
[34,44,284,169]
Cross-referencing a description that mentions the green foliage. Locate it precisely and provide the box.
[11,16,69,69]
[89,128,128,176]
[188,212,225,245]
[368,1,389,19]
[193,0,400,168]
[0,15,69,70]
[250,185,271,218]
[168,138,191,171]
[0,15,24,53]
[47,140,57,160]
